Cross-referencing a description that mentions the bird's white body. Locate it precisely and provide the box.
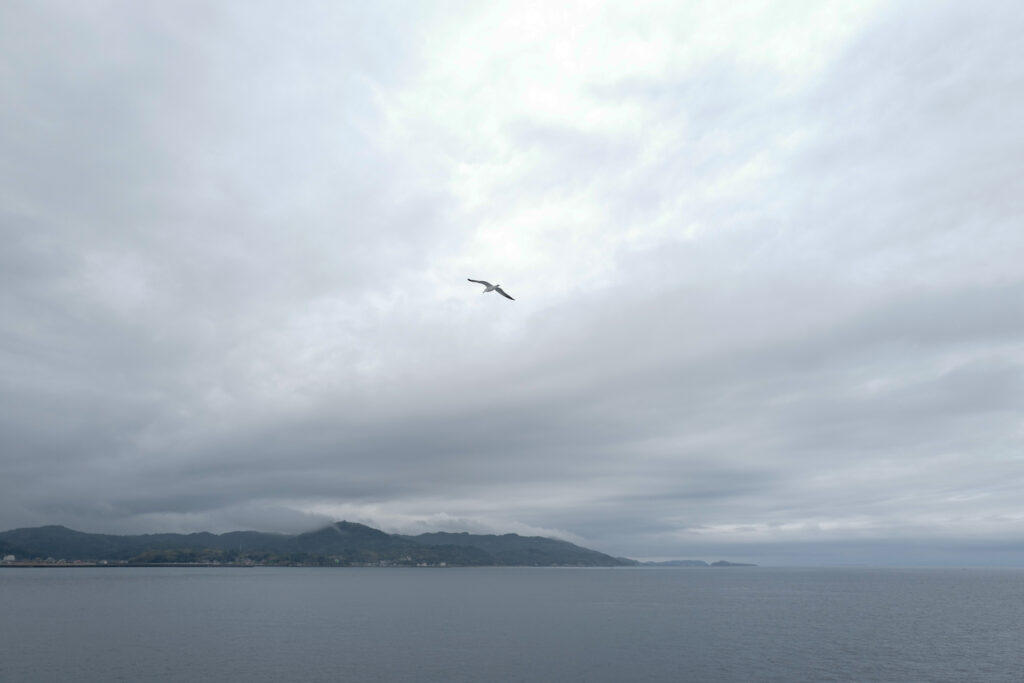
[467,278,515,300]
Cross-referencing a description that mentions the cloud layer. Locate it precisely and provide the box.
[3,0,1023,565]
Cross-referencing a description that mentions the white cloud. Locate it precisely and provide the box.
[2,0,1024,565]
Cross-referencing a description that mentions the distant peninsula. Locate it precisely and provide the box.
[0,522,754,568]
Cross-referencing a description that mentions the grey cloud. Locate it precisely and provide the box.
[3,1,1024,565]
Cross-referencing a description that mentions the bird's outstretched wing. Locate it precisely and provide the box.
[495,287,515,301]
[467,278,492,286]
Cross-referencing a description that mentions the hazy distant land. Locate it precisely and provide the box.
[0,521,754,568]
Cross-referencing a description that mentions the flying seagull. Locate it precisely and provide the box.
[468,278,515,300]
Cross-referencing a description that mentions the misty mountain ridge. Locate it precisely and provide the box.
[0,522,755,567]
[0,521,634,567]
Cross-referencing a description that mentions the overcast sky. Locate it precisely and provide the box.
[2,0,1023,566]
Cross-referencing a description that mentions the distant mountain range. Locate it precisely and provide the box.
[0,521,633,567]
[0,522,755,567]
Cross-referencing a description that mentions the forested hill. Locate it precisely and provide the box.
[0,521,636,567]
[403,531,629,567]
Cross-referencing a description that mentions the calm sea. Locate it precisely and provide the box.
[1,566,1021,682]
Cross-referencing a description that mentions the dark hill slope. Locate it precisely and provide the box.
[403,531,635,566]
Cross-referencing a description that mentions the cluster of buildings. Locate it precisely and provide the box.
[1,555,114,567]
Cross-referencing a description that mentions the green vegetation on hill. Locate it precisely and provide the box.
[404,531,633,566]
[0,521,633,567]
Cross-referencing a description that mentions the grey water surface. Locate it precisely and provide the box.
[1,566,1021,682]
